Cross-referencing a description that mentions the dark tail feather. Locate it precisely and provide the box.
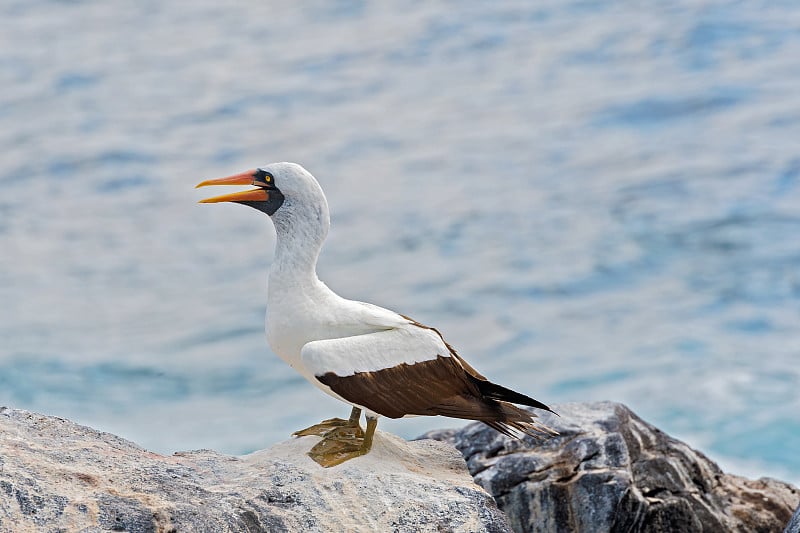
[485,420,520,439]
[469,376,556,414]
[424,394,557,438]
[484,406,559,440]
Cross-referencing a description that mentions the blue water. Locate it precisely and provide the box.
[1,1,799,484]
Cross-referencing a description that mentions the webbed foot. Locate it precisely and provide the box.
[292,406,362,437]
[307,417,377,468]
[293,418,351,437]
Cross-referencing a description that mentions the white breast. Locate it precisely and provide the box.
[266,277,409,383]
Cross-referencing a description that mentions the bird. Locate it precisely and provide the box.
[196,162,555,467]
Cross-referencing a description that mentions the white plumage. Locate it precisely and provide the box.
[262,163,448,409]
[197,162,553,466]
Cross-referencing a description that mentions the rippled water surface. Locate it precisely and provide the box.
[1,1,799,483]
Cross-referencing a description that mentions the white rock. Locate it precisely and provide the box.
[0,407,511,533]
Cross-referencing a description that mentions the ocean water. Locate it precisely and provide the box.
[1,0,799,484]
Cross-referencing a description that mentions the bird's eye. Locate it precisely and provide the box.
[255,169,273,183]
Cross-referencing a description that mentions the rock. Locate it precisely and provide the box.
[422,402,800,533]
[0,407,511,533]
[786,504,800,533]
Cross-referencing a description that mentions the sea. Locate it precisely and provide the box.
[1,0,799,485]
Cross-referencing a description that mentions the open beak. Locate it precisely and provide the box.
[196,169,270,203]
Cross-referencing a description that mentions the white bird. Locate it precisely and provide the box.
[197,162,554,467]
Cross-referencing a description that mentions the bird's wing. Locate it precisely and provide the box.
[302,324,448,377]
[301,325,500,420]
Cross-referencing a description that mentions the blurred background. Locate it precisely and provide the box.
[1,1,799,484]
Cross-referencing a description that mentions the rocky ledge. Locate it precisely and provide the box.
[1,403,798,533]
[422,402,800,533]
[0,407,508,532]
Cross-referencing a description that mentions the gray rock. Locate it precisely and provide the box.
[786,504,800,533]
[422,402,800,533]
[0,406,511,533]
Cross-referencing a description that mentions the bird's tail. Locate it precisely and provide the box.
[469,377,556,414]
[485,401,559,440]
[427,382,558,439]
[460,375,558,439]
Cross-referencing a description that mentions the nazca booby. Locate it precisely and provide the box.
[197,163,555,467]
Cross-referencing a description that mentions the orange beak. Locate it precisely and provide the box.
[196,169,270,203]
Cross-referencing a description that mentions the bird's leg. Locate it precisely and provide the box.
[292,407,362,437]
[347,406,362,426]
[307,415,378,468]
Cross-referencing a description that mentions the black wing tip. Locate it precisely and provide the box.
[530,399,557,415]
[470,376,554,414]
[536,402,559,416]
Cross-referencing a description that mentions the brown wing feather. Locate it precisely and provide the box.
[317,355,482,419]
[316,317,556,439]
[400,314,489,380]
[316,355,555,438]
[402,316,555,413]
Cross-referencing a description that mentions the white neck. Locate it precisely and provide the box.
[268,194,330,288]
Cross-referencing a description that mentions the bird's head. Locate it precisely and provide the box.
[196,162,323,217]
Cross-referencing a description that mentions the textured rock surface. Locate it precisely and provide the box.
[0,407,510,533]
[423,402,800,533]
[786,504,800,533]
